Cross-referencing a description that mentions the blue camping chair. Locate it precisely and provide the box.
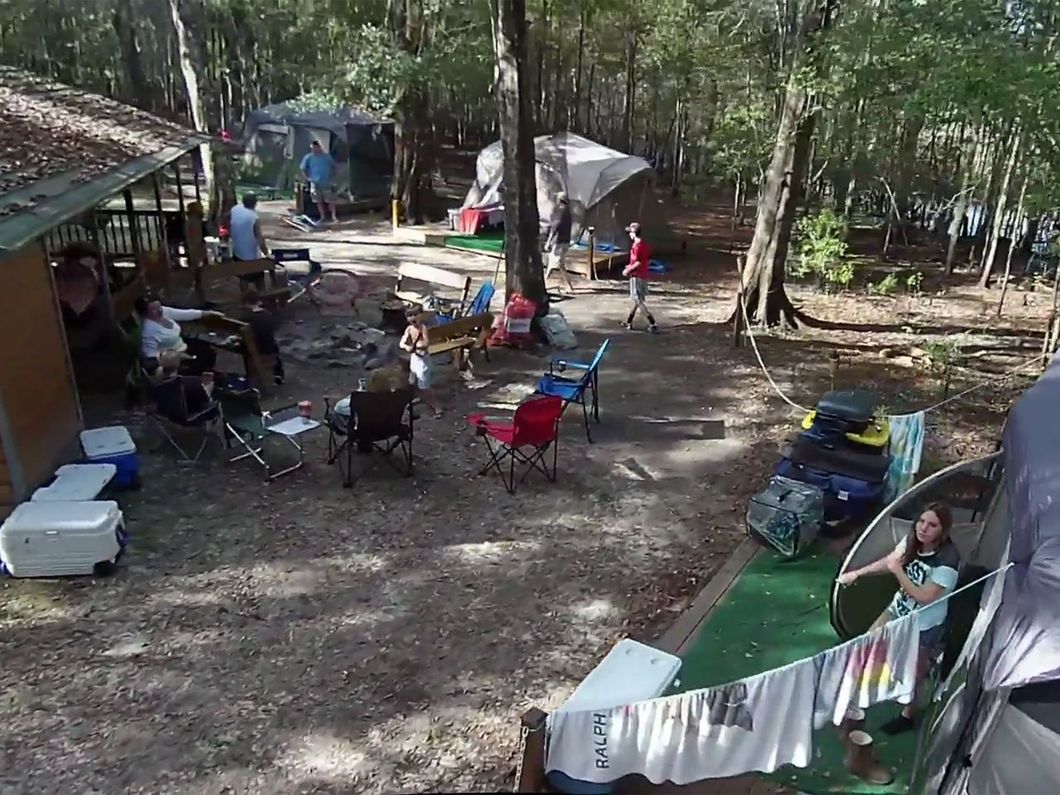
[272,248,323,301]
[466,281,495,316]
[536,338,610,442]
[427,281,495,326]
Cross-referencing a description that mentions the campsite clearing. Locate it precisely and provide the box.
[0,200,1045,793]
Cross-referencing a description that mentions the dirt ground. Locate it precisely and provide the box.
[0,200,1046,794]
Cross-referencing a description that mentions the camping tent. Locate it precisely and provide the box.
[240,101,394,198]
[831,356,1060,794]
[461,132,660,248]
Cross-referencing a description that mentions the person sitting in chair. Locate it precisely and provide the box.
[135,293,226,376]
[151,351,215,420]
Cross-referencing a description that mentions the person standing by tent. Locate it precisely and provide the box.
[622,222,658,333]
[300,140,339,224]
[229,193,269,289]
[545,195,575,294]
[838,503,959,734]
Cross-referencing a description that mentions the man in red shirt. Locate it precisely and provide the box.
[622,222,658,333]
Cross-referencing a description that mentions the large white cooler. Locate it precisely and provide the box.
[31,464,117,502]
[0,501,127,578]
[547,639,683,794]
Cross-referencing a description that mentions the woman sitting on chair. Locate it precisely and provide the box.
[135,293,226,376]
[150,351,215,420]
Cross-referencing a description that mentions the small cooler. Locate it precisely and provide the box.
[80,426,140,489]
[547,639,682,794]
[746,475,824,557]
[32,463,117,502]
[0,500,127,578]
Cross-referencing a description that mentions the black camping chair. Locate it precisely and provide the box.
[149,376,222,463]
[323,387,415,487]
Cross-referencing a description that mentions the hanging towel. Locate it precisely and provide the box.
[545,657,817,786]
[812,611,920,729]
[884,411,926,503]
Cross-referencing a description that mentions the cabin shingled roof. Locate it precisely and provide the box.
[0,67,206,217]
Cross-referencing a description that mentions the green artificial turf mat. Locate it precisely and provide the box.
[676,548,916,794]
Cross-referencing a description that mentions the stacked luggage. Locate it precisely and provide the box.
[776,389,892,530]
[747,389,893,556]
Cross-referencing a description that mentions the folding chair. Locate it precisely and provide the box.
[464,281,495,317]
[535,338,610,442]
[217,388,322,480]
[149,376,223,463]
[323,387,415,487]
[271,247,322,303]
[468,396,564,494]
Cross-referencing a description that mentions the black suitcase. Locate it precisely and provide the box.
[814,389,881,434]
[782,434,891,484]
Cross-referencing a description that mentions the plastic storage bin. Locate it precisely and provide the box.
[547,639,682,794]
[747,475,824,557]
[32,463,117,502]
[80,426,140,489]
[0,500,127,578]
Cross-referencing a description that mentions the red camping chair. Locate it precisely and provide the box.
[468,396,564,494]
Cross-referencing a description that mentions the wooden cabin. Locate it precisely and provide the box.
[0,67,210,516]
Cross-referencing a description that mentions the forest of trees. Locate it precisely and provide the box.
[2,0,1059,323]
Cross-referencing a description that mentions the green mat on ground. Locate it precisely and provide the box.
[444,231,505,254]
[677,548,915,795]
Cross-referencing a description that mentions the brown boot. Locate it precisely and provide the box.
[844,730,894,785]
[838,707,865,740]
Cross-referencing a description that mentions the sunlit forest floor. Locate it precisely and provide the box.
[0,193,1042,794]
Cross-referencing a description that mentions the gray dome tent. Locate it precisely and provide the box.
[832,355,1060,794]
[240,101,393,199]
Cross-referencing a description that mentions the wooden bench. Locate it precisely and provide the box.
[198,257,292,310]
[394,262,471,314]
[423,312,493,371]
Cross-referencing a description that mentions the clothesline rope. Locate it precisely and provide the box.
[735,286,1049,418]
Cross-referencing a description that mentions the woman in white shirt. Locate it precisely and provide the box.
[135,294,225,375]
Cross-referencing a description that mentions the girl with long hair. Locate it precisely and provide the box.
[838,502,959,734]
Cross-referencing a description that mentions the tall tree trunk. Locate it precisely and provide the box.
[620,32,637,151]
[739,0,837,328]
[944,125,979,275]
[572,0,587,132]
[387,0,434,225]
[996,174,1028,316]
[979,127,1022,288]
[491,0,546,308]
[168,0,216,212]
[113,0,151,109]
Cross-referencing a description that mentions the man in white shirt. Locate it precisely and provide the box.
[229,193,269,288]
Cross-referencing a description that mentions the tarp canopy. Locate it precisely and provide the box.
[462,132,657,246]
[239,101,393,197]
[980,356,1060,689]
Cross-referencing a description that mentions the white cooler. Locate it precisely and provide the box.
[31,464,117,502]
[0,501,126,578]
[547,639,683,794]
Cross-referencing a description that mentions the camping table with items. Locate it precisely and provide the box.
[224,402,322,480]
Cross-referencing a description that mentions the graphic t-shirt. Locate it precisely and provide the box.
[888,538,959,630]
[546,657,816,785]
[628,239,651,279]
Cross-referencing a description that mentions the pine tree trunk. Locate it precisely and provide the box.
[573,0,587,132]
[168,0,215,212]
[945,127,979,275]
[996,174,1028,316]
[490,0,547,308]
[387,0,434,225]
[113,0,151,109]
[979,128,1022,287]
